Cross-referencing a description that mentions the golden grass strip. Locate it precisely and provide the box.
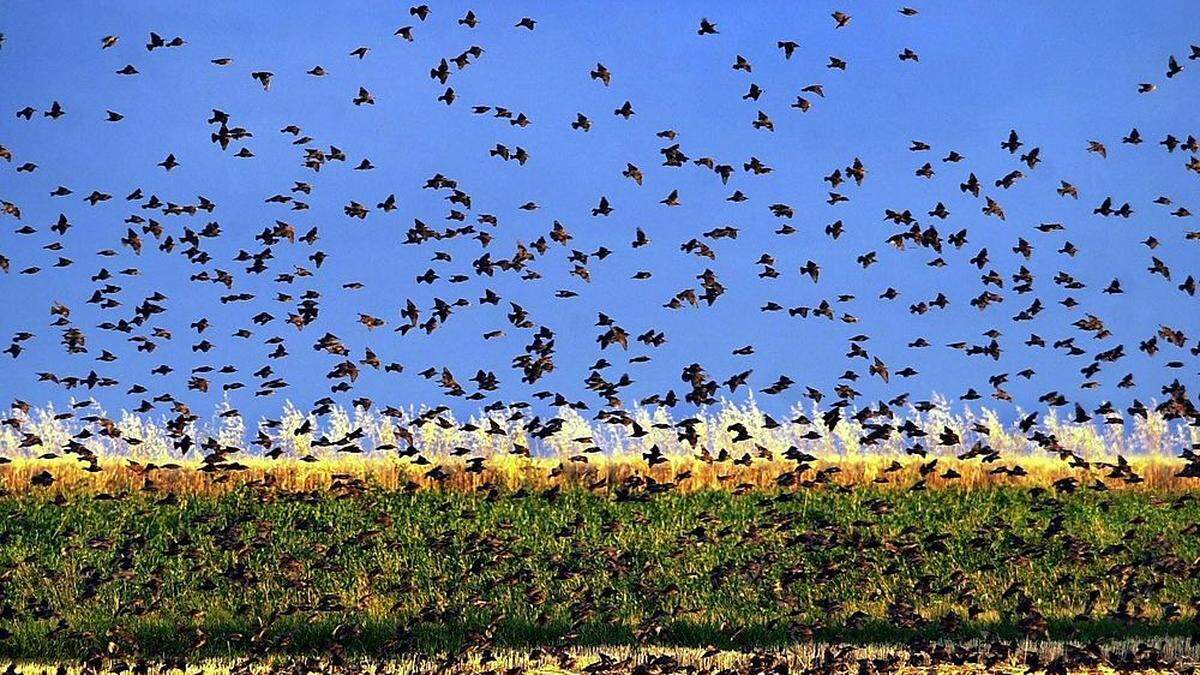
[0,453,1195,497]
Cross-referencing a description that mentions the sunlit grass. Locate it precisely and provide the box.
[0,451,1194,496]
[2,397,1196,495]
[3,397,1195,463]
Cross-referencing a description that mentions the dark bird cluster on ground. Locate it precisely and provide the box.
[2,482,1200,673]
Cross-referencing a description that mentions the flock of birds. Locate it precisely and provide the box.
[4,8,1200,673]
[0,6,1199,472]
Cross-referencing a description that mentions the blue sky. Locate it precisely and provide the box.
[0,1,1198,424]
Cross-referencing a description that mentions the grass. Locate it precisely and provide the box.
[2,399,1198,669]
[0,452,1194,496]
[1,481,1199,661]
[3,397,1195,468]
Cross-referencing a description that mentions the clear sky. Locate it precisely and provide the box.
[0,1,1198,425]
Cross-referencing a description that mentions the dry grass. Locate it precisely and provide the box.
[4,397,1196,463]
[0,451,1195,497]
[1,396,1197,496]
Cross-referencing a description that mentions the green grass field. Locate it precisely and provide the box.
[2,483,1198,662]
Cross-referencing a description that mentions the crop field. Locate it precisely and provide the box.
[4,469,1200,668]
[0,405,1198,673]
